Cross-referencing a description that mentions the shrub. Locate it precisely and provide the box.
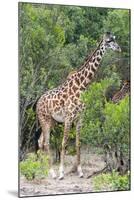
[93,171,130,191]
[20,151,49,180]
[81,78,130,150]
[81,78,120,146]
[103,95,130,154]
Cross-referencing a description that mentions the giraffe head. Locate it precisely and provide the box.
[122,80,130,89]
[103,32,121,52]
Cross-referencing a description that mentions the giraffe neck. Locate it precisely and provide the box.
[118,84,130,97]
[121,84,130,94]
[112,83,130,103]
[73,40,107,90]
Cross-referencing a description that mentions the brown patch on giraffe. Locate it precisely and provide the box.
[69,80,73,87]
[74,98,78,104]
[73,109,78,115]
[100,51,103,56]
[76,92,80,98]
[69,88,73,96]
[63,88,68,93]
[78,72,81,76]
[39,108,45,114]
[91,65,96,73]
[80,76,85,82]
[62,94,67,99]
[97,57,101,62]
[84,70,88,77]
[81,69,85,75]
[75,77,80,86]
[53,95,57,99]
[87,72,94,79]
[57,93,61,99]
[83,80,88,87]
[97,51,100,56]
[72,85,78,93]
[60,99,64,106]
[95,62,98,67]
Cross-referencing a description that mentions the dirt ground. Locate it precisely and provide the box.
[20,147,105,197]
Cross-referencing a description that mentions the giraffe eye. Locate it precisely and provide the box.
[107,39,113,43]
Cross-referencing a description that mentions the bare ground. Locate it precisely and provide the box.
[20,148,105,197]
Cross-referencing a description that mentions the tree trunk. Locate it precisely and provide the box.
[104,144,130,174]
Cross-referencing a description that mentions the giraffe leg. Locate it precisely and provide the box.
[59,120,71,180]
[76,119,84,178]
[38,117,57,179]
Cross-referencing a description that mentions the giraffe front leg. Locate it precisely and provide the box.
[76,119,84,178]
[59,120,71,180]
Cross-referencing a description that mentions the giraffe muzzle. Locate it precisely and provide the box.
[117,46,121,52]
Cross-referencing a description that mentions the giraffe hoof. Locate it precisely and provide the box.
[79,173,84,178]
[58,175,64,180]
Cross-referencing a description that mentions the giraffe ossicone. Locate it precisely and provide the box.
[36,32,121,179]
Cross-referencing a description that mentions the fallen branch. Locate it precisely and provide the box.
[86,164,109,179]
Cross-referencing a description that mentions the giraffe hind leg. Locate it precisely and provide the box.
[38,116,57,179]
[59,120,71,180]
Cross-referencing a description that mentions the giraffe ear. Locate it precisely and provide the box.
[103,32,111,40]
[104,32,115,41]
[106,31,111,36]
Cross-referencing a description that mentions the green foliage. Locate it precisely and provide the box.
[103,9,130,80]
[20,151,49,180]
[93,171,130,191]
[103,10,130,48]
[103,96,130,153]
[81,77,120,145]
[81,77,129,156]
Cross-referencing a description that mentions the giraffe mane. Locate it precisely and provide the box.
[65,38,103,81]
[67,70,77,78]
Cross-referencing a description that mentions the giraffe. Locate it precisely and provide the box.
[36,32,121,180]
[112,80,130,103]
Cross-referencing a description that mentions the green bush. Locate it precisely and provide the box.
[81,78,130,154]
[81,78,119,145]
[20,151,49,180]
[93,171,130,191]
[103,95,130,154]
